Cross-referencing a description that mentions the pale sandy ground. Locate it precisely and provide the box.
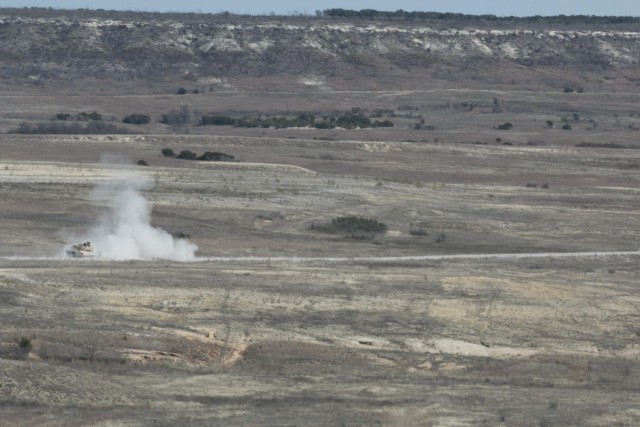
[1,134,640,425]
[1,254,640,426]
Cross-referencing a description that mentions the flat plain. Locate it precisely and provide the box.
[2,20,640,425]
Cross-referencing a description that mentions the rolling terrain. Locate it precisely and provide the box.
[1,8,640,426]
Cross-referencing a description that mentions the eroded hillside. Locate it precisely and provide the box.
[2,11,640,87]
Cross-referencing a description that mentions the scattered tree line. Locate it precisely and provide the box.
[9,106,397,134]
[10,121,133,134]
[4,7,640,26]
[311,215,388,240]
[161,148,236,162]
[199,111,393,130]
[54,111,103,121]
[319,9,640,25]
[576,142,640,149]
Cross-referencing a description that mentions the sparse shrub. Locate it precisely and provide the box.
[161,105,191,126]
[10,121,132,134]
[76,111,103,121]
[54,113,71,120]
[161,148,175,157]
[177,150,197,160]
[562,123,572,130]
[311,216,387,240]
[137,160,148,166]
[542,183,549,189]
[575,142,638,149]
[196,152,235,162]
[435,232,446,243]
[497,122,513,130]
[176,87,188,95]
[409,228,429,236]
[199,115,236,126]
[198,110,393,130]
[546,120,553,128]
[123,113,151,125]
[372,120,394,128]
[18,336,32,352]
[526,183,538,188]
[53,112,102,121]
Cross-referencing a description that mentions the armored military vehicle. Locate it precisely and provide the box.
[66,241,98,258]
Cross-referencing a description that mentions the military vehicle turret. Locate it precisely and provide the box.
[66,241,99,258]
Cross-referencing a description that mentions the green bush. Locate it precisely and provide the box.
[177,150,197,160]
[76,111,103,121]
[200,115,236,126]
[161,105,191,126]
[137,160,148,166]
[54,113,72,120]
[123,113,151,125]
[197,152,235,162]
[497,122,513,130]
[161,148,175,157]
[198,110,394,130]
[311,215,387,238]
[53,112,102,121]
[18,336,32,352]
[10,121,132,134]
[575,142,639,149]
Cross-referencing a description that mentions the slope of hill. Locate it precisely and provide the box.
[1,9,640,88]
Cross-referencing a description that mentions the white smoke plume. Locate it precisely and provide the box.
[65,157,198,261]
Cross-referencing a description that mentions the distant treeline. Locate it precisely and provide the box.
[319,9,640,25]
[199,112,393,130]
[2,7,638,26]
[9,121,133,135]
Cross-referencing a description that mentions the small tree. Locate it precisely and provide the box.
[123,113,151,125]
[177,150,197,160]
[546,120,553,128]
[161,148,175,157]
[161,105,191,126]
[19,336,32,351]
[497,122,513,130]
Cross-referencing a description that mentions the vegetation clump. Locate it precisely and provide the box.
[161,148,176,157]
[17,336,32,355]
[496,122,513,130]
[54,111,103,121]
[161,105,192,126]
[123,113,151,125]
[168,149,236,162]
[10,121,133,134]
[197,152,235,161]
[199,110,394,130]
[312,215,387,240]
[177,150,198,160]
[576,142,640,149]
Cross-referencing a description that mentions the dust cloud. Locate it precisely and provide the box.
[65,157,198,261]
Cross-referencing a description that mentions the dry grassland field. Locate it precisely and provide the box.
[1,9,640,427]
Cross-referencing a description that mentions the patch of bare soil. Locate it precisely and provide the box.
[1,77,640,425]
